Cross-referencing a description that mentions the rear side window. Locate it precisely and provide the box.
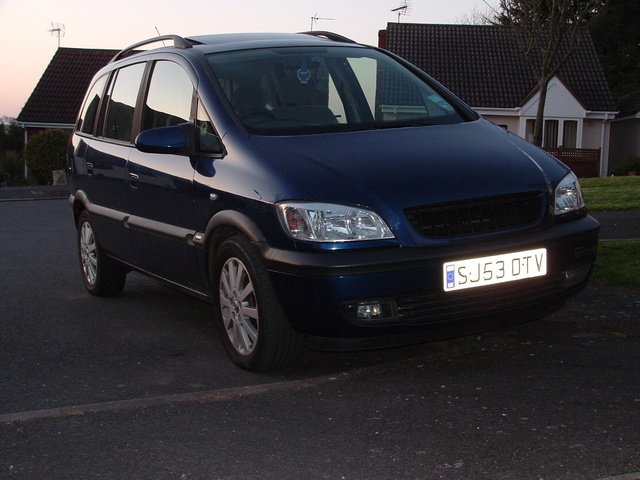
[77,74,108,134]
[142,61,194,131]
[103,63,146,142]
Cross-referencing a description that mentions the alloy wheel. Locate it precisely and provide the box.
[79,221,98,285]
[219,257,259,356]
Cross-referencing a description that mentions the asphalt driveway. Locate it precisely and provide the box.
[0,191,639,480]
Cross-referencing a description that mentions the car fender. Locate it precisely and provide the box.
[201,209,268,248]
[69,189,90,224]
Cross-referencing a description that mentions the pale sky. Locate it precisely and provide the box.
[0,0,495,119]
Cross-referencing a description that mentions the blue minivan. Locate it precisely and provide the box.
[68,32,599,371]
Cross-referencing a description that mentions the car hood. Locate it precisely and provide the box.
[249,119,569,236]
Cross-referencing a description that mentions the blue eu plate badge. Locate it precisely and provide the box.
[446,264,456,290]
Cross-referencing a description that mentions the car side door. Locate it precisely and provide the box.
[72,63,148,264]
[125,59,202,291]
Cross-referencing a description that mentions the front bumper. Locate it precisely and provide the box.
[259,215,599,346]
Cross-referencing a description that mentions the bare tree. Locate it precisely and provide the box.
[496,0,604,146]
[455,6,494,25]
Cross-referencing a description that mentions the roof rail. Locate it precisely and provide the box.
[110,35,192,63]
[299,31,356,44]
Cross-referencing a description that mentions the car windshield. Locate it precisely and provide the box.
[206,46,473,135]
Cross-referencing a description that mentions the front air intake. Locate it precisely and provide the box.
[404,192,544,238]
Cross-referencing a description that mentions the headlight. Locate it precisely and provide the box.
[277,202,395,242]
[554,172,586,215]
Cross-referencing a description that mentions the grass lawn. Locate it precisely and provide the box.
[579,176,640,290]
[580,176,640,211]
[592,239,640,290]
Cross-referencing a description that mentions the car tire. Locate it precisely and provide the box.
[212,234,304,371]
[77,210,127,296]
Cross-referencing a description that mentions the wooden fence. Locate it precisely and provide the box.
[544,148,601,178]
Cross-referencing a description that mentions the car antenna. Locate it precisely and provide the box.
[155,26,166,46]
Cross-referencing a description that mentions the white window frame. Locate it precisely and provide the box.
[522,117,583,148]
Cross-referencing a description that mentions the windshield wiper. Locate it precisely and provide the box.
[362,121,435,130]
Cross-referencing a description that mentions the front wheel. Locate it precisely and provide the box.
[77,210,127,296]
[211,235,304,371]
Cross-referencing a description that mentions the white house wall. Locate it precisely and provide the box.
[476,114,520,133]
[519,76,589,148]
[582,120,603,149]
[520,77,587,119]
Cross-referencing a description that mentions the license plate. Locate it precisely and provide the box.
[443,248,547,292]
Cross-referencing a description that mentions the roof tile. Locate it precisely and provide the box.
[384,23,616,112]
[616,90,640,118]
[17,48,116,125]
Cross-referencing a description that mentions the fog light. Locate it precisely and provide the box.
[357,304,383,319]
[344,300,397,324]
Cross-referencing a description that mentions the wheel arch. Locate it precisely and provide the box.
[206,222,304,371]
[70,190,90,226]
[203,209,269,282]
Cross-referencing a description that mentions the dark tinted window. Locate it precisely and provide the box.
[77,74,108,134]
[142,61,194,132]
[103,63,146,142]
[207,46,473,135]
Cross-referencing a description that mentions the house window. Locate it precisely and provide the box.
[526,119,535,143]
[563,120,578,148]
[524,118,581,148]
[543,120,559,148]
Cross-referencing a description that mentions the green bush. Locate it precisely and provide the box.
[611,155,640,176]
[24,129,70,184]
[0,150,24,185]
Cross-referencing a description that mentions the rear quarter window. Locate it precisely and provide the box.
[77,74,108,134]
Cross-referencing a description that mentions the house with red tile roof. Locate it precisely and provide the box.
[379,23,619,176]
[16,48,116,138]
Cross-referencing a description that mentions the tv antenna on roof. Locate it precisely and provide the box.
[391,0,412,22]
[48,22,65,48]
[310,13,335,31]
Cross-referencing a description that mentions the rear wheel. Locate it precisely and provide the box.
[77,210,126,296]
[212,235,304,371]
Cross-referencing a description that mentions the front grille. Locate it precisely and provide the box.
[405,192,544,238]
[397,273,566,324]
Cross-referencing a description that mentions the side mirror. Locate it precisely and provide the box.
[135,124,192,155]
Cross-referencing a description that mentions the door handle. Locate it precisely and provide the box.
[129,173,140,189]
